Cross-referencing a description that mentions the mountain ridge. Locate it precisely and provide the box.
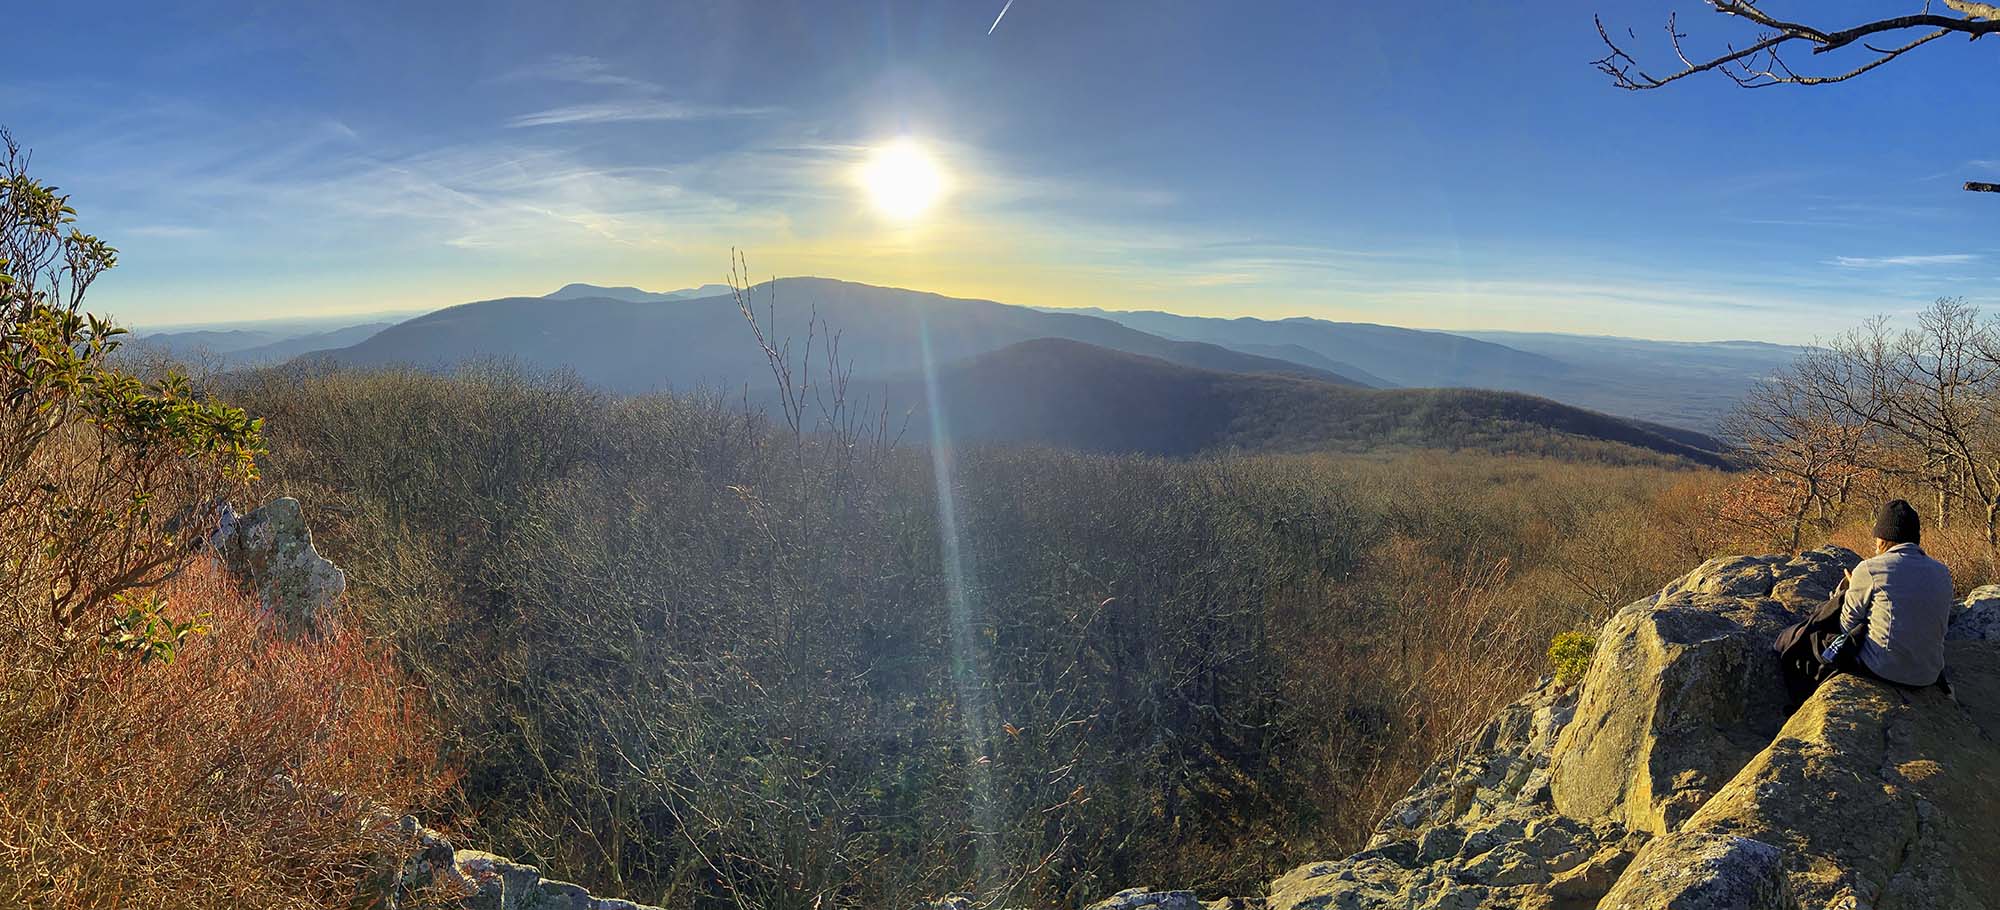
[872,337,1726,466]
[307,277,1379,391]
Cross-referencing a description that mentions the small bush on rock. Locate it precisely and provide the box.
[1548,631,1597,686]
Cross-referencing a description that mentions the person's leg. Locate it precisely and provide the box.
[1780,652,1821,710]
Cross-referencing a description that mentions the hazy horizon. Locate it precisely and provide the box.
[122,275,1811,349]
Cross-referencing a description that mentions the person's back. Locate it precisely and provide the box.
[1841,501,1954,687]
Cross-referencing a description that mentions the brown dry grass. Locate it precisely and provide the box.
[0,558,452,910]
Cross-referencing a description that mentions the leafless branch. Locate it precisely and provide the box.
[1595,1,1999,90]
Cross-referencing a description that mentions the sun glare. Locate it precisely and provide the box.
[860,140,947,220]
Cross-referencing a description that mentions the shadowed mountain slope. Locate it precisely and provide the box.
[878,337,1727,465]
[1074,309,1788,431]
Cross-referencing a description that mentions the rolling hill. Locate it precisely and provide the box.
[872,337,1728,466]
[1064,308,1575,391]
[1070,308,1795,431]
[309,277,1374,391]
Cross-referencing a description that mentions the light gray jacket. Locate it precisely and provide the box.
[1841,543,1953,686]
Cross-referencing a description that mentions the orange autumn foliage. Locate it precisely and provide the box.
[0,557,453,910]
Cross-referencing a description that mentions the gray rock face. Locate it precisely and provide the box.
[1102,546,2000,910]
[1266,677,1646,910]
[209,497,347,637]
[1551,549,1853,835]
[1596,832,1790,909]
[1947,583,2000,640]
[391,816,664,910]
[1083,888,1222,910]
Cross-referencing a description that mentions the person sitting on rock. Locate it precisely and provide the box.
[1777,499,1953,704]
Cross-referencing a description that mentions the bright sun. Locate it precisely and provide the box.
[860,140,946,220]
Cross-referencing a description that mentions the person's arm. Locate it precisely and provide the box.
[1841,562,1874,631]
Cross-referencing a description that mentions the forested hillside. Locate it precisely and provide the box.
[226,362,1737,907]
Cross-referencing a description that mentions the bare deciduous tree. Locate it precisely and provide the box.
[1735,299,2000,553]
[1723,356,1875,551]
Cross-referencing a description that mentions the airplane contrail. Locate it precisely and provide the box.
[987,0,1014,35]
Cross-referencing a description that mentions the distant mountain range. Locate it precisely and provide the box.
[543,282,735,303]
[313,277,1375,392]
[123,276,1818,464]
[1450,331,1802,430]
[127,322,393,368]
[251,276,1744,466]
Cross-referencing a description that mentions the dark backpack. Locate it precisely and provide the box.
[1774,591,1857,708]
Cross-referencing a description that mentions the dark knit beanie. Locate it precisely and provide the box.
[1872,499,1921,545]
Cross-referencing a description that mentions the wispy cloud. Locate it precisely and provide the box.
[503,54,775,128]
[508,99,775,128]
[1829,253,1980,269]
[503,55,660,92]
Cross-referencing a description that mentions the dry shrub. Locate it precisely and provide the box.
[0,557,452,910]
[1338,536,1547,830]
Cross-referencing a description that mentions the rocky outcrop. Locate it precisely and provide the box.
[209,496,347,637]
[1551,549,1849,836]
[391,816,665,910]
[1080,888,1246,910]
[1596,832,1790,909]
[1265,677,1646,910]
[1119,547,2000,910]
[1672,650,2000,907]
[1948,584,2000,640]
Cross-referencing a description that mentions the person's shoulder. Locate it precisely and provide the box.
[1855,551,1894,572]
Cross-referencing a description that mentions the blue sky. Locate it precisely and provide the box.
[8,0,1997,341]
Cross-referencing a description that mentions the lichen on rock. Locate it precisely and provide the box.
[208,496,347,637]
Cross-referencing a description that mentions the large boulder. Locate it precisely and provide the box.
[1671,641,2000,908]
[1594,832,1790,909]
[209,497,347,637]
[1550,549,1854,835]
[1947,584,2000,640]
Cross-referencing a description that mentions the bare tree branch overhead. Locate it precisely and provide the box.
[1593,1,1999,91]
